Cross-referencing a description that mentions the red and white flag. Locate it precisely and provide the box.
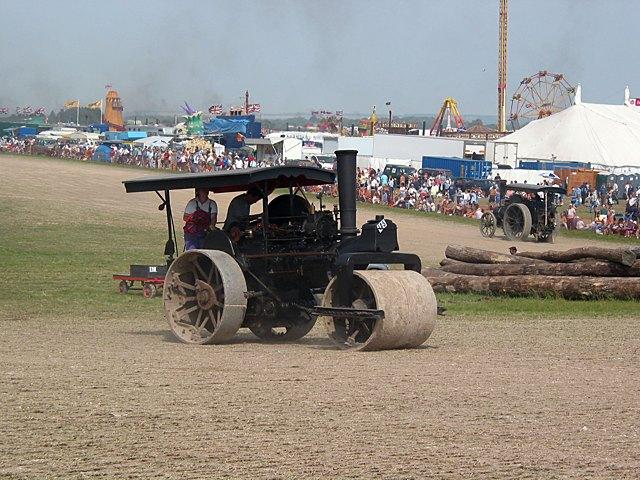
[247,103,261,113]
[208,104,223,115]
[34,107,46,115]
[22,106,33,115]
[0,107,8,114]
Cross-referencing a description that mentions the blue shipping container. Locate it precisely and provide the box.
[421,156,491,179]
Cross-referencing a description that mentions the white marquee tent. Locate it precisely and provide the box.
[496,86,640,173]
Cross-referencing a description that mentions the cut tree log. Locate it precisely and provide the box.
[438,259,640,277]
[445,245,547,265]
[424,273,640,300]
[516,246,636,266]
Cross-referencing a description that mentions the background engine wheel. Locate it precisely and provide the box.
[163,250,247,344]
[480,212,497,238]
[538,227,557,243]
[503,203,532,241]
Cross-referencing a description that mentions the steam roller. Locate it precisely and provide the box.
[123,148,438,351]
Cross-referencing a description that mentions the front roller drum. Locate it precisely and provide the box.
[320,270,437,351]
[163,250,247,344]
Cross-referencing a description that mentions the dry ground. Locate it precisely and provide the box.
[1,155,639,479]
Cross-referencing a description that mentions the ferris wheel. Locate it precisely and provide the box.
[509,71,575,130]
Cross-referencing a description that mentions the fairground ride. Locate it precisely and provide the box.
[509,71,575,130]
[430,97,466,136]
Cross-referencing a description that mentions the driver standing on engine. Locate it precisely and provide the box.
[183,188,218,250]
[223,187,262,233]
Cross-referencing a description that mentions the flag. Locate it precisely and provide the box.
[22,106,33,115]
[105,84,113,89]
[64,100,80,109]
[86,100,102,109]
[0,107,8,114]
[34,107,46,115]
[385,101,391,106]
[311,110,320,116]
[247,103,261,113]
[208,104,223,115]
[336,110,343,117]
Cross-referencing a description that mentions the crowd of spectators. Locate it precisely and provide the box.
[561,180,639,238]
[352,167,491,219]
[2,135,639,238]
[0,136,275,172]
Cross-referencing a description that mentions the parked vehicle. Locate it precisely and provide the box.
[307,154,336,170]
[454,178,497,195]
[382,164,416,184]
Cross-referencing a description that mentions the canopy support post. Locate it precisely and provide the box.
[262,180,270,252]
[162,189,176,263]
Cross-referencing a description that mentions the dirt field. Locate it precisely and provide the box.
[1,155,639,479]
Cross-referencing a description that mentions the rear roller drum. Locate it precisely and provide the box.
[163,250,247,344]
[320,270,437,351]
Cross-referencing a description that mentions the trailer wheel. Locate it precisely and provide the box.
[118,280,129,294]
[163,250,247,344]
[143,282,157,299]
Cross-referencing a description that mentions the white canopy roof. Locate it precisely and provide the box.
[133,135,171,147]
[497,100,640,173]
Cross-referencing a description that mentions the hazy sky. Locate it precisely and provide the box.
[0,0,636,116]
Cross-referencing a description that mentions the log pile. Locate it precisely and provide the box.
[423,245,640,300]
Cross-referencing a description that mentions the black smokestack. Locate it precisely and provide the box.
[335,149,358,238]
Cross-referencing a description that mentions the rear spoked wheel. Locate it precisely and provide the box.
[249,311,316,342]
[163,250,247,344]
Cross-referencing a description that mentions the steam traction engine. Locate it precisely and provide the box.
[123,150,437,351]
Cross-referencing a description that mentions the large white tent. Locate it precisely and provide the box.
[496,86,640,173]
